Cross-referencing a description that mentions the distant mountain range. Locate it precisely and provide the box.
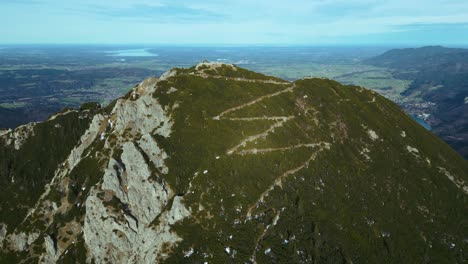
[366,46,468,158]
[1,63,467,263]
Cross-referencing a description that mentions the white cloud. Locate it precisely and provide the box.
[1,0,468,44]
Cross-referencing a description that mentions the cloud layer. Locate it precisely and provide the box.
[1,0,468,44]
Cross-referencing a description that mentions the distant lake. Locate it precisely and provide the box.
[411,115,432,130]
[106,49,158,57]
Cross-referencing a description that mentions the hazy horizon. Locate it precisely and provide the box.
[1,44,468,49]
[1,0,468,46]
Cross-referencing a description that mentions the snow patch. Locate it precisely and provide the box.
[367,129,379,141]
[184,248,194,258]
[381,231,391,238]
[406,146,419,154]
[425,158,431,165]
[360,147,371,161]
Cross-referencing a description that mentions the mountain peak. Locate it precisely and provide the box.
[0,64,467,263]
[195,60,237,70]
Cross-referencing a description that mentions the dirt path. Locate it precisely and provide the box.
[208,75,332,220]
[195,71,291,85]
[213,84,295,120]
[246,143,330,218]
[236,142,328,155]
[226,116,294,155]
[222,116,291,121]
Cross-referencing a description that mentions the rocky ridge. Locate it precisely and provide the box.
[0,62,467,263]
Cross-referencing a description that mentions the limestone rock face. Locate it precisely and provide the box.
[0,64,467,263]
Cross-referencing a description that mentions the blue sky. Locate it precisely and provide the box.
[1,0,468,45]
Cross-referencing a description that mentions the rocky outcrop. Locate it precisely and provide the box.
[1,71,185,263]
[101,142,170,223]
[7,232,39,252]
[82,73,190,263]
[138,134,169,174]
[66,114,105,170]
[83,188,190,263]
[1,122,36,150]
[0,129,11,137]
[41,235,58,263]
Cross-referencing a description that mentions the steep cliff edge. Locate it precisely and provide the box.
[0,62,467,263]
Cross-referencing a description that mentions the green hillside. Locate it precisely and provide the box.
[0,63,466,263]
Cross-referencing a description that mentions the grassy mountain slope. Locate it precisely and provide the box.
[0,63,467,263]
